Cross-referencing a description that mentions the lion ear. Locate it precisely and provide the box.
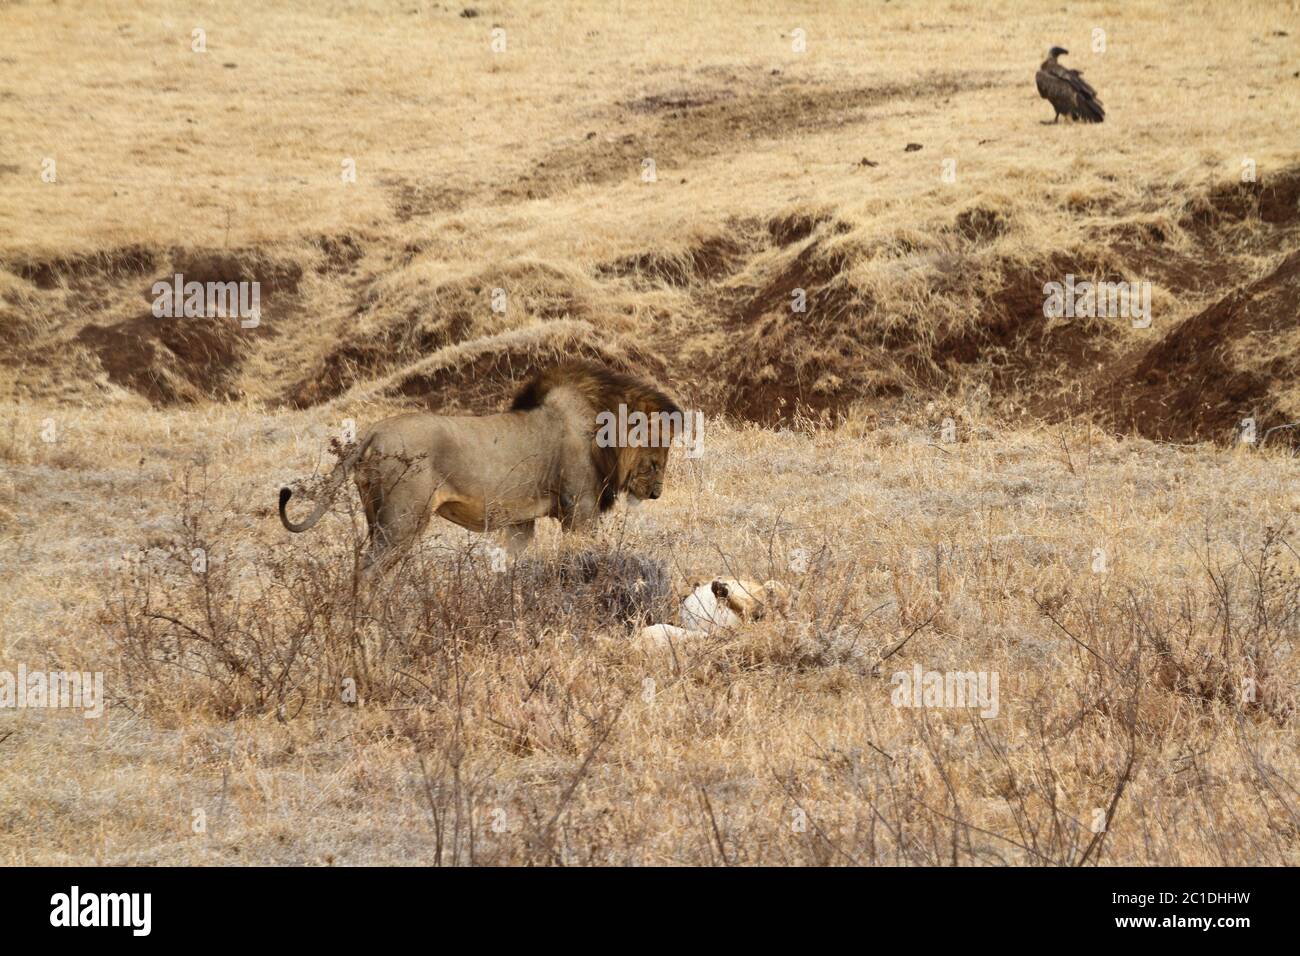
[711,580,729,599]
[763,580,791,609]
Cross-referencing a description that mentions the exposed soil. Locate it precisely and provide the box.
[4,247,303,405]
[3,95,1297,447]
[383,70,1008,218]
[499,71,1004,205]
[1098,250,1300,447]
[74,311,253,405]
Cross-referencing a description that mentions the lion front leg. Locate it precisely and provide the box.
[502,521,536,556]
[553,475,602,531]
[557,496,601,532]
[553,490,577,531]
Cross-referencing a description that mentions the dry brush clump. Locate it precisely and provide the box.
[713,516,1299,865]
[93,457,1299,865]
[104,471,677,721]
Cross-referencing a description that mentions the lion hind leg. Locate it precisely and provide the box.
[362,483,449,580]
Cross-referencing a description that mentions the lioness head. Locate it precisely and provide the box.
[710,578,790,620]
[679,577,790,633]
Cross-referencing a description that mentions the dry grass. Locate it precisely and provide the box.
[3,1,1299,432]
[1,404,1296,864]
[0,0,1298,865]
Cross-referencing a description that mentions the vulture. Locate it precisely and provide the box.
[1036,47,1104,123]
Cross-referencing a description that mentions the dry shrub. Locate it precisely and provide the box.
[703,528,1299,866]
[104,471,673,722]
[92,465,1299,865]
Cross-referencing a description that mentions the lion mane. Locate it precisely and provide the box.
[511,361,682,512]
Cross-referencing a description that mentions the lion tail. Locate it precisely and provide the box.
[279,432,376,533]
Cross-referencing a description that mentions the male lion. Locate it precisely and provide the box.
[279,362,682,574]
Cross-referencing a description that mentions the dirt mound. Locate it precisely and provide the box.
[286,260,597,407]
[934,252,1127,385]
[688,171,1300,435]
[14,245,157,291]
[75,311,254,405]
[10,245,302,298]
[707,234,864,424]
[6,167,1298,446]
[1184,167,1300,230]
[1,245,305,405]
[705,245,1128,425]
[164,248,303,297]
[596,234,747,288]
[1099,251,1300,447]
[588,211,866,423]
[593,210,848,287]
[681,202,1106,423]
[767,210,852,247]
[354,320,671,414]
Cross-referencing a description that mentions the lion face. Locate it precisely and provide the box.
[679,577,791,632]
[711,578,790,620]
[624,446,669,501]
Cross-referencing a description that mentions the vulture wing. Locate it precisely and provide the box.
[1036,63,1105,122]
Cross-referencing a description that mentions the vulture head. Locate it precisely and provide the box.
[1048,46,1069,58]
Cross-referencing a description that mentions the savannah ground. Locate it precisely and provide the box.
[0,0,1298,864]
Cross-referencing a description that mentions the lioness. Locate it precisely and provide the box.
[638,578,791,648]
[279,362,681,574]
